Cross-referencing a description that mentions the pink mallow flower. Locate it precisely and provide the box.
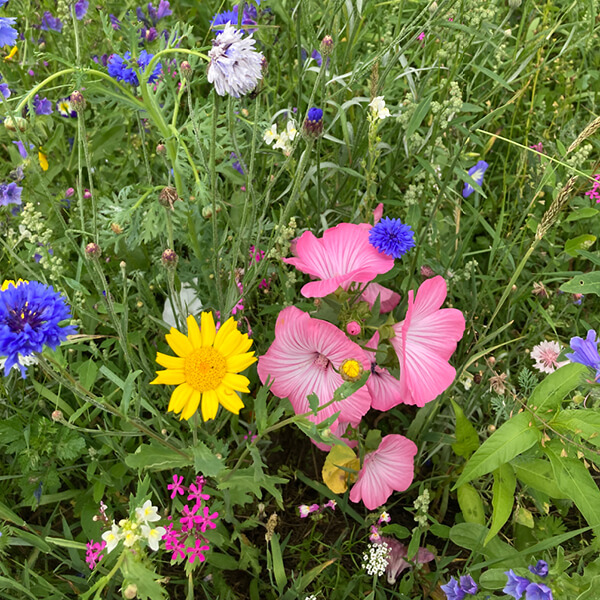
[530,340,568,374]
[380,537,435,584]
[349,434,417,510]
[360,282,401,314]
[365,332,405,412]
[282,223,395,298]
[257,306,372,432]
[390,276,465,407]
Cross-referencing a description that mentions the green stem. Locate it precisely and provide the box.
[210,92,224,311]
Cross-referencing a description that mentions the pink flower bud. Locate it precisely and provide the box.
[346,321,361,336]
[65,187,75,197]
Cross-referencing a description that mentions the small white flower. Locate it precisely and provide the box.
[207,23,264,98]
[101,521,122,553]
[135,500,161,524]
[141,524,167,552]
[263,123,278,145]
[285,120,298,141]
[369,96,391,120]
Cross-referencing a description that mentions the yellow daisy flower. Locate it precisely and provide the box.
[151,312,256,421]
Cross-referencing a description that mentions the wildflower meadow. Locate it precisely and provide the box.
[2,0,600,598]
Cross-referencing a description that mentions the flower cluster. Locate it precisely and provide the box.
[584,174,600,202]
[107,51,162,86]
[137,1,172,41]
[0,280,76,377]
[298,499,336,517]
[369,96,391,120]
[264,119,299,155]
[258,209,465,509]
[504,562,552,600]
[207,23,264,98]
[162,474,218,564]
[362,541,390,577]
[441,575,478,600]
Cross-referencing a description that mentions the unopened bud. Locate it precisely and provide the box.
[65,187,75,197]
[85,242,102,259]
[303,107,324,139]
[508,0,521,7]
[180,61,192,80]
[346,321,361,336]
[123,584,138,599]
[4,116,27,132]
[156,143,166,155]
[159,186,179,209]
[320,35,334,56]
[161,248,178,268]
[70,90,86,111]
[420,265,435,278]
[83,189,92,200]
[111,222,123,234]
[120,260,126,269]
[428,1,438,12]
[51,410,64,422]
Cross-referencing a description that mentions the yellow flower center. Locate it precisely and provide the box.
[184,347,227,392]
[340,359,363,382]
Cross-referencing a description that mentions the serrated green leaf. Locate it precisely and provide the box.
[451,399,479,458]
[121,552,167,600]
[527,362,587,414]
[125,444,192,471]
[457,483,486,525]
[454,412,541,489]
[307,393,320,415]
[485,464,516,545]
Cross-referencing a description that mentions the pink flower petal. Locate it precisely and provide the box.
[349,434,417,510]
[361,282,401,313]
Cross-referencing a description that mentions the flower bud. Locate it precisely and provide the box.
[303,107,324,139]
[156,143,166,155]
[123,584,138,599]
[161,248,178,268]
[508,0,521,7]
[320,35,334,56]
[83,189,92,200]
[180,61,192,80]
[420,265,435,278]
[65,187,75,197]
[4,116,27,132]
[70,90,85,111]
[111,222,123,234]
[202,205,213,219]
[51,410,64,422]
[159,186,179,209]
[428,1,438,12]
[85,242,102,259]
[346,321,361,336]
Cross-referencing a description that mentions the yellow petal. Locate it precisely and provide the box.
[201,389,219,421]
[217,387,244,414]
[226,352,257,373]
[213,317,237,351]
[186,315,202,348]
[156,352,185,370]
[166,328,193,357]
[168,383,194,413]
[200,312,217,347]
[38,151,48,171]
[4,46,17,61]
[151,369,186,385]
[222,372,250,393]
[322,445,360,494]
[180,390,201,420]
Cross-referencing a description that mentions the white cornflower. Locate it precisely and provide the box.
[135,500,161,524]
[0,354,37,373]
[207,23,264,98]
[264,123,278,145]
[530,340,568,374]
[101,521,122,553]
[362,542,390,577]
[369,96,391,120]
[141,524,167,552]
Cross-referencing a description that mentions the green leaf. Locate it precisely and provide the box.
[485,464,516,545]
[218,467,287,508]
[566,207,599,221]
[380,524,410,539]
[9,530,51,553]
[331,370,369,404]
[553,409,600,447]
[0,499,25,526]
[405,96,432,139]
[125,444,192,471]
[451,399,479,458]
[267,533,287,594]
[254,383,270,434]
[307,393,320,415]
[121,552,167,600]
[192,441,226,478]
[457,483,486,525]
[511,457,568,498]
[527,362,587,414]
[479,568,511,590]
[546,443,600,536]
[560,270,600,295]
[564,234,596,257]
[454,412,541,489]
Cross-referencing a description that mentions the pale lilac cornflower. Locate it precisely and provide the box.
[167,474,186,499]
[585,174,600,203]
[207,23,264,98]
[530,340,568,374]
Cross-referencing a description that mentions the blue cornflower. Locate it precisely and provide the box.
[369,216,416,259]
[108,51,162,86]
[504,570,531,600]
[33,94,53,115]
[525,582,553,600]
[13,140,33,158]
[458,575,478,595]
[40,11,63,32]
[0,281,77,377]
[440,577,466,600]
[303,107,324,138]
[74,0,89,20]
[230,152,244,175]
[0,181,22,206]
[0,77,9,98]
[462,160,489,198]
[566,329,600,373]
[528,560,549,578]
[211,2,259,33]
[0,14,17,47]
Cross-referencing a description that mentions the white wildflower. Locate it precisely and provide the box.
[135,500,161,524]
[101,521,122,553]
[362,542,390,577]
[141,524,166,552]
[264,123,278,145]
[207,23,264,98]
[369,96,391,120]
[530,340,568,374]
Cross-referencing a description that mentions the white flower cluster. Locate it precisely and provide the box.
[362,541,390,577]
[263,120,298,156]
[207,23,264,98]
[102,500,166,553]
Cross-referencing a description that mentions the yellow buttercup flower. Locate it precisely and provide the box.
[151,312,256,421]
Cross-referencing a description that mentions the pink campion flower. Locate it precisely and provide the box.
[257,306,372,431]
[282,223,395,298]
[179,505,196,531]
[195,505,218,533]
[365,332,404,411]
[349,434,417,510]
[85,539,106,570]
[187,539,210,564]
[360,282,401,314]
[167,474,186,499]
[530,340,568,374]
[390,276,465,407]
[187,482,210,507]
[418,31,426,41]
[584,174,600,202]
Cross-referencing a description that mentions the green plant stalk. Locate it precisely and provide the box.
[210,91,224,310]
